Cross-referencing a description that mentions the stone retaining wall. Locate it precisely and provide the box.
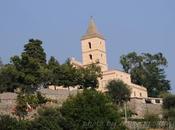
[128,98,163,117]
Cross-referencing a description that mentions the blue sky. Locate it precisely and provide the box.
[0,0,174,92]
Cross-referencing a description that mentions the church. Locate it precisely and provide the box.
[71,17,148,98]
[50,17,148,99]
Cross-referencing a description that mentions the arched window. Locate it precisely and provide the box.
[88,42,92,49]
[89,54,93,60]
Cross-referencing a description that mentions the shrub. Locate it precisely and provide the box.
[0,114,30,130]
[60,89,126,130]
[144,114,159,128]
[107,80,131,106]
[163,94,175,109]
[29,107,62,130]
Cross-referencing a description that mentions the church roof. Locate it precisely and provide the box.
[81,17,105,40]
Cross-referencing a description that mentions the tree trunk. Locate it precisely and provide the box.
[68,86,70,96]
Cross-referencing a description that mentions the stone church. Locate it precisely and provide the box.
[50,17,148,99]
[72,17,148,98]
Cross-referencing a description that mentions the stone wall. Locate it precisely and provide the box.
[128,98,163,117]
[0,92,17,115]
[0,90,163,119]
[0,89,80,114]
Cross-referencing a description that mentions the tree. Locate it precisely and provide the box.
[107,80,131,106]
[15,92,28,119]
[0,64,21,92]
[79,63,102,89]
[120,52,170,97]
[47,56,60,87]
[0,114,18,130]
[0,114,27,130]
[60,89,126,130]
[0,114,31,130]
[22,39,46,65]
[14,92,48,119]
[48,56,60,68]
[29,107,63,130]
[56,59,80,92]
[162,94,175,121]
[8,39,47,92]
[163,94,175,110]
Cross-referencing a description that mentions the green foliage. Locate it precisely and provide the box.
[48,56,60,68]
[0,114,19,130]
[60,89,126,130]
[107,80,131,105]
[36,91,47,104]
[0,42,102,93]
[59,60,76,87]
[79,63,102,89]
[0,90,127,130]
[46,56,60,86]
[120,52,170,97]
[23,39,46,65]
[15,93,28,119]
[0,114,30,130]
[58,59,79,91]
[47,59,102,90]
[6,39,47,92]
[0,64,21,92]
[163,94,175,109]
[29,107,63,130]
[144,114,159,128]
[162,94,175,121]
[15,92,48,119]
[163,108,175,121]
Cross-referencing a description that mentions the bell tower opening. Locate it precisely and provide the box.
[88,42,92,49]
[89,54,93,60]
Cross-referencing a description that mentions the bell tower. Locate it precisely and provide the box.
[81,17,108,71]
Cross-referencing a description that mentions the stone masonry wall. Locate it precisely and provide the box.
[128,98,163,117]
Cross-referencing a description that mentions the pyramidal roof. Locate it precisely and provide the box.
[81,17,105,40]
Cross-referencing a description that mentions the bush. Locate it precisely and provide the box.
[60,89,126,130]
[144,114,159,128]
[163,108,175,121]
[0,114,29,130]
[107,80,131,106]
[163,94,175,109]
[29,107,62,130]
[36,92,47,104]
[0,115,18,130]
[162,94,175,122]
[15,92,48,119]
[15,93,28,119]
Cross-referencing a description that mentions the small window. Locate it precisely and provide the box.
[89,54,93,60]
[88,42,92,49]
[155,99,160,104]
[101,54,103,57]
[145,99,152,104]
[140,93,142,97]
[134,92,136,96]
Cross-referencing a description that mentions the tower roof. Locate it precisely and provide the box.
[81,17,105,40]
